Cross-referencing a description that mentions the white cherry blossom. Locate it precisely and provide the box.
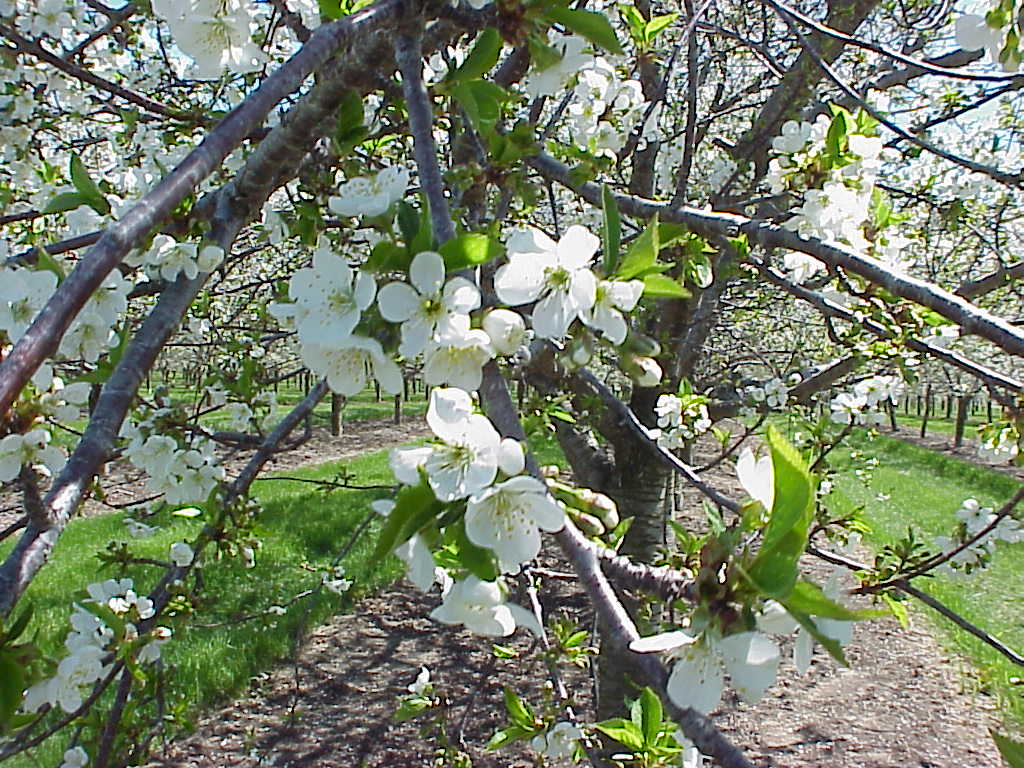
[328,166,410,218]
[584,279,644,344]
[422,327,494,392]
[465,475,565,574]
[430,575,516,636]
[279,244,377,345]
[494,225,598,339]
[301,335,402,397]
[390,388,500,501]
[377,250,480,358]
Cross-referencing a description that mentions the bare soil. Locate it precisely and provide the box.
[137,419,1007,768]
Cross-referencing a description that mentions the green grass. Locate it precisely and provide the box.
[2,448,404,766]
[140,381,430,432]
[826,430,1024,730]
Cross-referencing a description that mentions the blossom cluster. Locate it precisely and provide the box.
[23,578,171,715]
[121,411,225,506]
[829,375,905,426]
[0,264,131,363]
[125,235,224,283]
[933,498,1024,576]
[767,113,909,285]
[653,391,712,449]
[151,0,267,79]
[523,33,652,157]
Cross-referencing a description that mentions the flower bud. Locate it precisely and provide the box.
[482,309,526,356]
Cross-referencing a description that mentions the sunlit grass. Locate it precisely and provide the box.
[827,430,1024,729]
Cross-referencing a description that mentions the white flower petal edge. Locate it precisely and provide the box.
[736,447,773,510]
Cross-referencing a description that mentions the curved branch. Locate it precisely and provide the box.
[0,0,406,421]
[530,152,1024,361]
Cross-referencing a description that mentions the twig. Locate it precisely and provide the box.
[895,580,1024,666]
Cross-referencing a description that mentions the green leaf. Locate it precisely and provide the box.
[618,4,646,43]
[487,725,535,750]
[35,247,66,284]
[366,241,410,273]
[747,426,814,598]
[451,80,512,135]
[645,12,678,42]
[527,34,564,70]
[0,654,24,730]
[438,233,504,271]
[446,518,499,581]
[615,218,658,280]
[397,201,420,248]
[503,686,537,729]
[687,253,713,288]
[4,604,33,644]
[785,581,882,620]
[991,729,1024,768]
[638,687,662,746]
[318,0,344,19]
[69,154,109,214]
[446,27,502,84]
[881,593,909,629]
[642,273,690,299]
[595,718,645,751]
[372,480,441,560]
[825,109,848,161]
[601,184,621,276]
[546,7,625,55]
[41,191,89,215]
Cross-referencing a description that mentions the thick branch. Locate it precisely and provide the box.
[530,152,1024,361]
[395,27,457,243]
[0,0,405,421]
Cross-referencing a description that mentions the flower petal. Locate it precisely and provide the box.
[410,250,445,297]
[378,282,419,323]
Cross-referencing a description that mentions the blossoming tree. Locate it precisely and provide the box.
[1,0,1024,766]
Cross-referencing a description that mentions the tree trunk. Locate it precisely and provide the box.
[330,393,344,436]
[920,385,931,438]
[954,394,970,447]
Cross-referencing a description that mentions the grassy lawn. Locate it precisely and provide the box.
[139,381,432,432]
[1,448,403,767]
[826,430,1024,730]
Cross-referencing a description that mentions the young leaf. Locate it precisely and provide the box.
[397,200,420,249]
[438,233,504,271]
[502,686,537,729]
[615,217,659,280]
[69,154,110,215]
[642,273,690,299]
[594,718,645,751]
[638,687,662,746]
[746,426,814,598]
[446,27,502,83]
[601,184,621,276]
[991,729,1024,768]
[41,191,89,215]
[645,12,679,42]
[372,480,441,560]
[545,7,625,55]
[785,580,883,620]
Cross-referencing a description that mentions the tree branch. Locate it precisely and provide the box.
[0,0,406,422]
[530,152,1024,361]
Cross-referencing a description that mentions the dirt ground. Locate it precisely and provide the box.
[132,418,1010,768]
